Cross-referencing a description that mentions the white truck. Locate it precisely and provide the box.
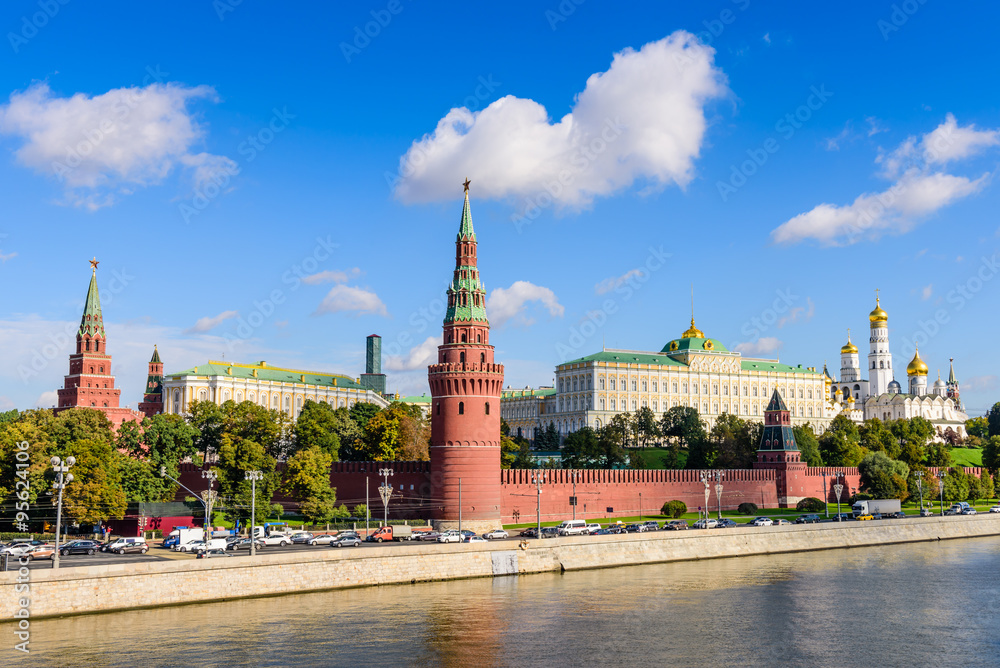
[852,499,901,518]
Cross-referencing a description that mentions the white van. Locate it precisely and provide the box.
[557,519,588,536]
[108,536,147,554]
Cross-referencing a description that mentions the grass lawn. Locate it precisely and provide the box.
[950,447,983,467]
[632,447,688,469]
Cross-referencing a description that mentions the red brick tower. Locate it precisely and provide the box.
[55,258,137,429]
[138,346,164,418]
[428,180,505,532]
[754,389,807,507]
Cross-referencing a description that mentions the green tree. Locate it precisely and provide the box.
[352,503,369,521]
[349,402,382,430]
[59,437,127,524]
[860,418,900,459]
[660,406,706,450]
[561,427,602,469]
[0,411,54,509]
[117,455,169,503]
[980,470,995,501]
[595,426,628,468]
[294,400,342,459]
[500,417,510,437]
[500,435,520,469]
[662,500,687,518]
[942,467,971,503]
[966,416,989,439]
[214,431,278,526]
[925,442,953,468]
[329,407,364,461]
[858,451,909,501]
[819,415,867,467]
[793,424,823,467]
[632,407,661,448]
[187,400,225,459]
[358,410,399,461]
[389,403,430,461]
[534,422,560,450]
[710,413,760,469]
[982,435,1000,473]
[608,413,633,448]
[511,439,536,469]
[988,403,1000,438]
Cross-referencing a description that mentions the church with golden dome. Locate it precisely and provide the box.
[830,292,967,440]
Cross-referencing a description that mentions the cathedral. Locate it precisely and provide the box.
[829,293,967,439]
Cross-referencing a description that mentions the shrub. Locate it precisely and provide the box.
[661,500,687,518]
[737,502,758,515]
[796,497,825,512]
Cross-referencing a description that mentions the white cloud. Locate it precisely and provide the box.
[734,337,783,356]
[35,390,58,408]
[866,116,887,137]
[777,298,815,328]
[487,281,564,328]
[595,268,646,295]
[921,284,933,300]
[302,268,361,285]
[392,31,728,209]
[184,310,239,334]
[0,82,226,209]
[385,336,439,372]
[825,123,852,151]
[0,251,15,262]
[314,284,388,317]
[0,395,15,411]
[964,375,999,392]
[772,115,996,246]
[763,33,771,44]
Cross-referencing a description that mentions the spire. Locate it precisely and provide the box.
[150,345,162,364]
[948,357,957,384]
[458,178,476,241]
[79,259,105,339]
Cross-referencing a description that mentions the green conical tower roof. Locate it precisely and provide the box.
[79,259,105,339]
[458,179,476,241]
[948,358,957,384]
[150,345,162,364]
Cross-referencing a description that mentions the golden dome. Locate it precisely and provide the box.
[869,295,888,325]
[681,317,704,339]
[841,333,858,355]
[907,346,929,376]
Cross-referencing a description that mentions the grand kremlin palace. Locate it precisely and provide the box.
[502,317,835,441]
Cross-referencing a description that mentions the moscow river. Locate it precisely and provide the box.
[7,536,1000,667]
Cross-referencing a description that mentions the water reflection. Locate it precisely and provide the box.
[7,537,1000,667]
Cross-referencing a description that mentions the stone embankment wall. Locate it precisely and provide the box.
[3,515,998,620]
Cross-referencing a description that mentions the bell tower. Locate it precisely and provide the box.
[428,180,505,533]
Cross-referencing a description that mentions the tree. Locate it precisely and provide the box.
[60,437,127,524]
[500,435,520,469]
[987,403,1000,438]
[662,500,687,518]
[819,415,867,467]
[141,413,199,482]
[187,400,225,460]
[534,423,559,450]
[329,407,364,461]
[737,502,758,515]
[214,431,277,526]
[594,426,627,469]
[796,497,825,512]
[793,424,823,467]
[358,410,399,461]
[660,406,706,450]
[925,442,953,468]
[685,435,716,470]
[860,418,900,459]
[858,451,909,501]
[607,413,632,448]
[632,407,661,448]
[352,504,369,521]
[511,439,536,469]
[294,400,342,459]
[709,413,760,469]
[349,402,382,430]
[981,470,995,501]
[500,417,510,437]
[561,427,602,469]
[118,455,170,503]
[966,416,989,439]
[282,445,335,505]
[942,467,971,503]
[983,435,1000,473]
[390,404,430,461]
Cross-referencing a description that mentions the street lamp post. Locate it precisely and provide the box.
[378,468,394,528]
[700,472,711,526]
[714,471,725,521]
[833,472,845,522]
[570,471,579,521]
[532,472,547,539]
[246,470,263,557]
[458,478,462,535]
[50,456,75,570]
[937,471,947,516]
[160,466,217,552]
[822,471,829,519]
[915,471,924,516]
[201,470,218,547]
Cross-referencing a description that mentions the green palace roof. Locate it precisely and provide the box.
[741,360,821,374]
[501,387,556,398]
[166,360,365,389]
[660,337,729,353]
[398,394,432,404]
[559,350,688,367]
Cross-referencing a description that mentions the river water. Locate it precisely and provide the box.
[6,536,1000,667]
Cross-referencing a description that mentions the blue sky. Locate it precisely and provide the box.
[2,1,999,416]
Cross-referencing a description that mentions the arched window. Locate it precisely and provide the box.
[94,341,99,352]
[481,353,485,364]
[461,333,467,343]
[485,402,490,415]
[89,366,94,374]
[86,341,91,351]
[436,403,441,415]
[458,402,464,415]
[610,378,616,390]
[99,366,103,373]
[460,352,465,363]
[477,334,482,343]
[880,361,885,369]
[599,378,605,390]
[631,380,637,391]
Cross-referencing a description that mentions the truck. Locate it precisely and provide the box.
[852,499,902,518]
[368,525,415,542]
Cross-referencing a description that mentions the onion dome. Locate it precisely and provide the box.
[907,346,929,376]
[888,379,901,394]
[841,333,858,355]
[934,372,947,390]
[681,317,705,339]
[869,295,888,326]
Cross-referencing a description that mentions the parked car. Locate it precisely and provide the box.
[483,529,509,540]
[437,531,463,543]
[664,520,689,531]
[260,534,292,547]
[692,519,718,529]
[585,523,602,534]
[920,508,934,517]
[716,519,738,529]
[890,511,907,519]
[307,534,337,546]
[831,513,853,522]
[196,548,231,559]
[606,525,627,534]
[990,505,1000,514]
[751,517,773,527]
[114,542,149,555]
[856,514,874,521]
[518,528,538,538]
[775,519,791,526]
[23,544,56,560]
[98,540,117,553]
[0,542,35,556]
[418,531,443,542]
[624,524,646,533]
[176,540,206,553]
[541,527,559,539]
[228,538,265,551]
[795,514,821,524]
[593,529,612,535]
[290,532,315,544]
[464,536,487,543]
[642,521,661,531]
[60,540,101,556]
[331,534,362,548]
[962,508,978,515]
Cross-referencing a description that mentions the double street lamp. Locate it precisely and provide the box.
[915,471,925,515]
[532,472,547,539]
[833,472,845,522]
[245,470,264,557]
[937,471,947,516]
[160,466,218,549]
[378,468,394,528]
[700,472,711,525]
[714,472,725,520]
[50,456,75,570]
